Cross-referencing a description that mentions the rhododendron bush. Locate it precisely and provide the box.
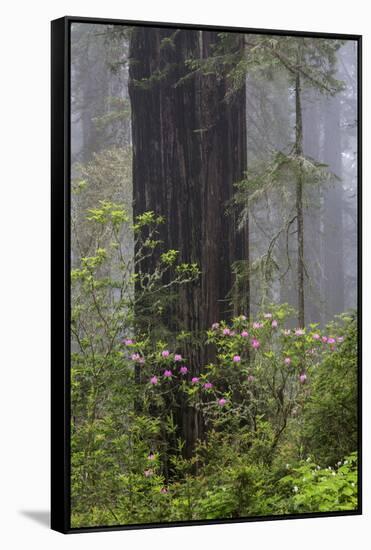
[70,203,358,528]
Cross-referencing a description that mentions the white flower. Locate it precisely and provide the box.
[332,472,336,476]
[344,460,348,465]
[293,486,299,493]
[351,482,355,487]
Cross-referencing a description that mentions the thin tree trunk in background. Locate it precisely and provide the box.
[302,92,322,324]
[78,31,108,162]
[295,71,305,328]
[323,94,344,319]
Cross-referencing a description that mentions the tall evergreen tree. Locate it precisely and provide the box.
[129,28,247,455]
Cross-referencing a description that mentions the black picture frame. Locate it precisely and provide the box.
[51,16,362,534]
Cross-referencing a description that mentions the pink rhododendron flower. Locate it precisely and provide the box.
[251,339,260,349]
[123,338,134,345]
[322,336,328,343]
[230,330,236,336]
[295,329,305,336]
[131,353,144,363]
[147,453,155,461]
[327,337,336,345]
[163,370,172,378]
[161,350,170,358]
[223,328,231,336]
[264,313,272,319]
[299,373,307,384]
[203,382,213,389]
[241,330,249,337]
[150,376,158,385]
[247,375,255,383]
[174,354,182,362]
[253,322,263,329]
[284,357,291,365]
[312,333,320,340]
[211,322,220,330]
[233,355,241,363]
[272,320,278,328]
[160,487,168,494]
[180,366,188,375]
[191,377,199,384]
[218,398,227,406]
[283,329,291,336]
[144,469,154,477]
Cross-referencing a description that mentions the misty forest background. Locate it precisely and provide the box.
[70,23,358,528]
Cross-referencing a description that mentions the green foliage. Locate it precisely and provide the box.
[277,453,358,513]
[71,273,358,526]
[235,151,334,214]
[195,34,345,97]
[160,249,179,265]
[300,314,358,464]
[87,200,130,227]
[71,194,203,526]
[133,210,164,231]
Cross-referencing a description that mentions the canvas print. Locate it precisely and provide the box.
[68,21,360,529]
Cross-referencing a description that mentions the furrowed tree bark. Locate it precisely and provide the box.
[129,27,203,461]
[199,32,248,325]
[129,28,247,460]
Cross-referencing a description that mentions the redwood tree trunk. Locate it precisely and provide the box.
[129,27,203,460]
[129,28,247,458]
[199,32,249,324]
